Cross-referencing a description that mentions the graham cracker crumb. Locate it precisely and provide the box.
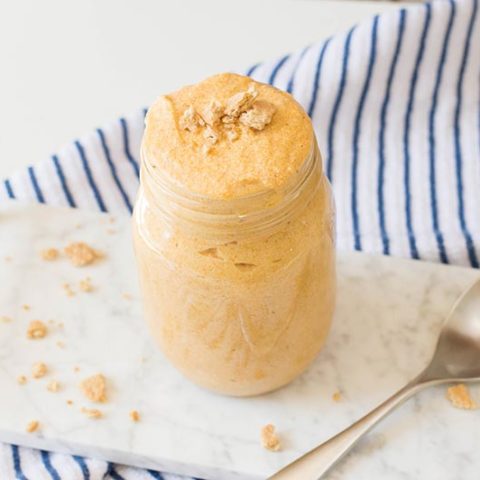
[0,315,12,323]
[80,374,107,403]
[27,320,47,339]
[106,228,116,235]
[22,304,31,311]
[221,114,236,125]
[47,380,60,392]
[122,293,132,301]
[41,248,59,261]
[63,283,76,297]
[4,256,12,262]
[225,84,258,117]
[261,424,281,452]
[81,407,103,419]
[66,399,74,406]
[130,410,140,422]
[65,242,102,267]
[32,362,48,379]
[79,277,93,293]
[26,421,40,433]
[239,100,276,131]
[203,125,219,145]
[74,366,80,373]
[179,106,204,132]
[202,100,224,126]
[56,340,65,349]
[17,375,27,385]
[447,384,477,410]
[332,391,342,402]
[226,127,240,142]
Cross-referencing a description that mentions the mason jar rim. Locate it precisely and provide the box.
[138,137,322,234]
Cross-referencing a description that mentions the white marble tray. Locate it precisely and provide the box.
[0,202,479,480]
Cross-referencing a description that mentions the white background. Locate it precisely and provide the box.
[0,0,402,178]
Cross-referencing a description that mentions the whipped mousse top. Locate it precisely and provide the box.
[143,73,314,200]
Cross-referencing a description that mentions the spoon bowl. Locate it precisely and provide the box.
[424,279,480,381]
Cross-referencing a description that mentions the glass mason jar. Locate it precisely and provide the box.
[133,138,335,397]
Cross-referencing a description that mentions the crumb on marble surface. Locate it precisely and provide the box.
[41,248,59,261]
[447,384,477,410]
[261,424,281,452]
[63,283,76,297]
[122,292,133,300]
[17,375,27,385]
[79,277,93,292]
[80,374,107,403]
[56,340,65,348]
[74,366,80,373]
[22,304,30,311]
[81,407,103,419]
[32,362,48,379]
[47,380,60,392]
[65,242,102,267]
[0,315,12,323]
[4,255,12,262]
[66,400,74,406]
[27,320,47,339]
[26,421,39,433]
[332,391,342,402]
[130,410,140,422]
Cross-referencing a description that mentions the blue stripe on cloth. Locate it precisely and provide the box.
[4,179,15,199]
[268,54,290,85]
[453,0,479,267]
[120,118,140,178]
[403,2,432,260]
[352,16,379,251]
[40,450,61,480]
[147,470,164,479]
[51,155,77,207]
[428,0,456,264]
[286,46,309,94]
[28,166,45,203]
[246,63,259,77]
[72,455,90,480]
[74,140,108,212]
[378,9,407,255]
[97,128,133,213]
[308,39,331,118]
[326,26,355,181]
[11,445,28,480]
[107,464,126,480]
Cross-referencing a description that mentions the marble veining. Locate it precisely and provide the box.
[0,201,479,479]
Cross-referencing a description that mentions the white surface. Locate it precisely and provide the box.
[0,0,403,178]
[1,202,479,480]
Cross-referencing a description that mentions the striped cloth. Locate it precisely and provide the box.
[1,0,479,478]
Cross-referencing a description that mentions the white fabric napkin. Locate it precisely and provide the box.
[1,0,478,478]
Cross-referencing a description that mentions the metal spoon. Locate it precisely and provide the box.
[268,278,480,480]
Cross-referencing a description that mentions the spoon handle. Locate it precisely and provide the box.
[268,377,427,480]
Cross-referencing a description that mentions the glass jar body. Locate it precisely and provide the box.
[133,150,335,396]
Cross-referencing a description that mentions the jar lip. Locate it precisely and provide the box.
[140,138,320,223]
